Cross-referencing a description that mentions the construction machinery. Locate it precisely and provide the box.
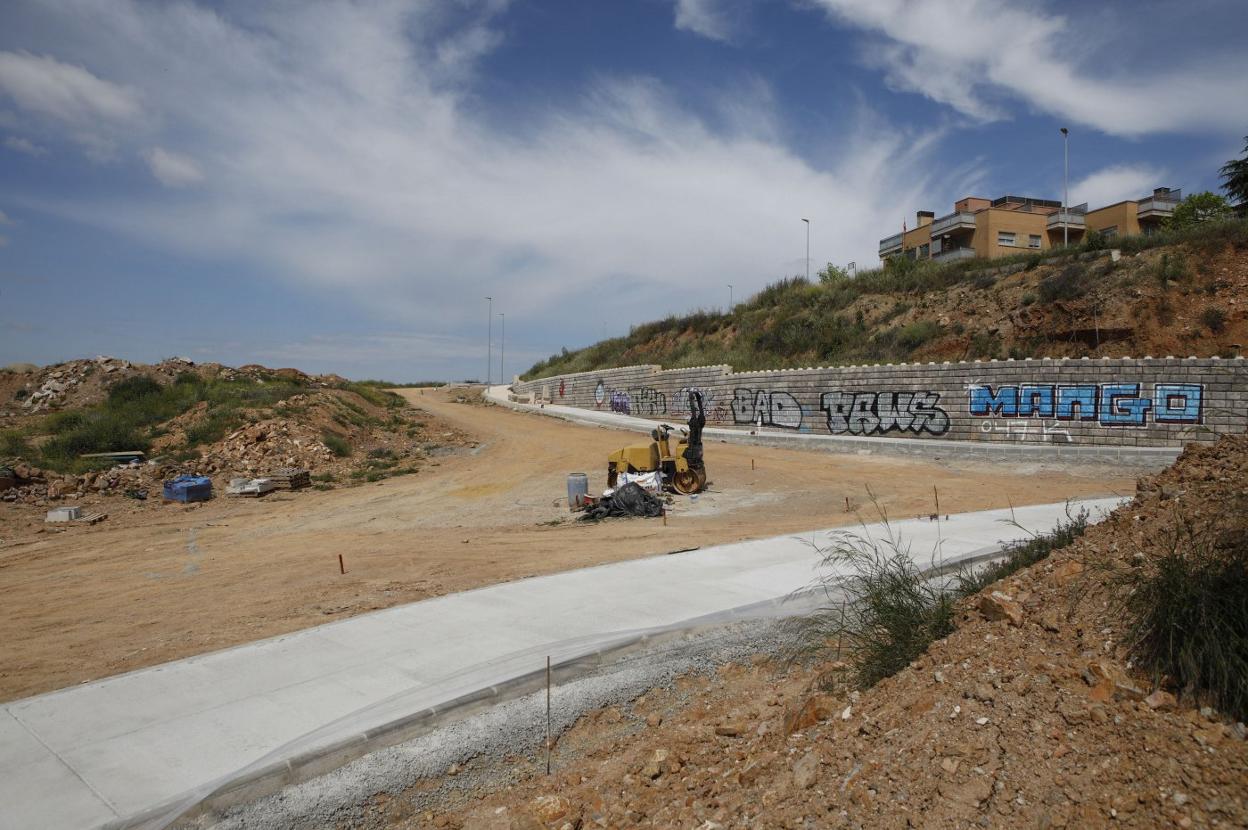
[606,391,707,495]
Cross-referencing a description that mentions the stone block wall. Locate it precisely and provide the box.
[512,357,1247,448]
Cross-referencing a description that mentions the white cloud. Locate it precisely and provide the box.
[1070,164,1166,210]
[4,0,950,361]
[4,135,48,156]
[0,50,139,124]
[673,0,737,42]
[811,0,1248,137]
[144,147,204,187]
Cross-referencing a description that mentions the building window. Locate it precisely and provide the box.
[1028,234,1042,248]
[919,243,930,258]
[997,231,1016,247]
[1101,226,1118,239]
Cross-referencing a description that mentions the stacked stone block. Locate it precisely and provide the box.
[513,357,1246,448]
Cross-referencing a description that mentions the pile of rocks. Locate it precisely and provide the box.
[199,418,338,477]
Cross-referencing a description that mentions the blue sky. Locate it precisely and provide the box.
[1,0,1246,381]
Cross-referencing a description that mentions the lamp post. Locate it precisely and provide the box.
[727,284,733,309]
[801,218,810,280]
[485,296,492,386]
[1060,127,1069,247]
[498,312,505,385]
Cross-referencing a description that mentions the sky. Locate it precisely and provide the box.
[1,0,1246,381]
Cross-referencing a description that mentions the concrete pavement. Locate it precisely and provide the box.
[1,497,1125,830]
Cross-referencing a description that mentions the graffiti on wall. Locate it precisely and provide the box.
[673,387,729,423]
[731,389,804,429]
[609,390,631,414]
[594,380,606,408]
[968,383,1203,427]
[819,390,950,436]
[631,387,667,417]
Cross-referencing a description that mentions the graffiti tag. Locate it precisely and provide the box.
[820,390,950,436]
[731,389,804,429]
[968,383,1203,427]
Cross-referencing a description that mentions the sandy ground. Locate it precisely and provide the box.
[0,388,1133,703]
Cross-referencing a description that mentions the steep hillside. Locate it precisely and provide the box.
[524,220,1248,380]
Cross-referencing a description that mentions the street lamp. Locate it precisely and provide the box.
[498,312,505,385]
[1060,127,1069,247]
[801,218,810,280]
[727,284,733,309]
[485,296,492,386]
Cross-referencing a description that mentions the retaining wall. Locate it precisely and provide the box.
[513,357,1247,448]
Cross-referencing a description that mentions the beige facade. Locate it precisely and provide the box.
[880,188,1181,263]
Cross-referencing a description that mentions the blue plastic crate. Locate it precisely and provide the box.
[163,475,213,503]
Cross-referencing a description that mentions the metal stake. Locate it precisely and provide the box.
[338,554,345,575]
[545,656,552,775]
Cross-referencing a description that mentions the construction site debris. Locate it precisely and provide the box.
[265,468,311,490]
[163,475,213,503]
[579,482,665,521]
[226,478,278,497]
[45,506,82,523]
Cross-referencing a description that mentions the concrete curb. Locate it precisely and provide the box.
[486,385,1181,468]
[128,542,1017,829]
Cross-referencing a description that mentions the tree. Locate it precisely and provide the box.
[819,263,851,285]
[1168,191,1233,229]
[1219,136,1248,206]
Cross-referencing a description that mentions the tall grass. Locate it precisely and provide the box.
[1113,505,1248,720]
[790,505,1090,691]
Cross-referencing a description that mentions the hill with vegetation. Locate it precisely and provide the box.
[523,219,1248,380]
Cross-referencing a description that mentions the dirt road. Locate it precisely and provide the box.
[0,388,1133,701]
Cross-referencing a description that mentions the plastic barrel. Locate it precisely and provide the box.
[566,472,588,509]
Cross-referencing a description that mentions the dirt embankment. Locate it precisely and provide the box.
[525,238,1248,378]
[419,437,1248,830]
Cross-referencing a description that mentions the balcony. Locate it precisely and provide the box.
[930,211,976,236]
[1047,210,1086,230]
[879,232,903,256]
[932,245,976,262]
[1138,188,1181,220]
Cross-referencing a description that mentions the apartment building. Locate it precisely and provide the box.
[878,187,1182,263]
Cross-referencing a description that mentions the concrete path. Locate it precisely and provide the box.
[2,497,1125,830]
[486,385,1180,467]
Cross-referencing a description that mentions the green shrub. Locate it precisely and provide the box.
[1082,230,1107,251]
[972,274,996,290]
[1021,293,1036,306]
[1155,252,1186,289]
[1,429,30,459]
[1115,513,1248,719]
[895,319,941,351]
[1038,264,1092,303]
[368,447,396,459]
[1199,306,1228,333]
[322,433,352,457]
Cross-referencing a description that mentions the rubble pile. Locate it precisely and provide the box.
[1,357,475,518]
[427,437,1248,830]
[200,418,338,476]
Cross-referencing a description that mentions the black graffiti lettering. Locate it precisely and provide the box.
[731,388,804,429]
[821,390,949,436]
